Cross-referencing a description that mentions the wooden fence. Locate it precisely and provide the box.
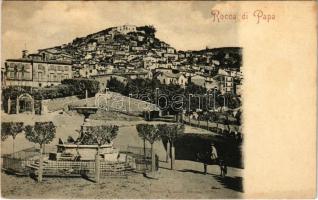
[27,160,133,177]
[2,145,156,177]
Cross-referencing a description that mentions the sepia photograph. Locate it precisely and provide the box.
[3,1,314,199]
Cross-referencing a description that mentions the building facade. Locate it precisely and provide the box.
[3,58,72,87]
[214,74,234,94]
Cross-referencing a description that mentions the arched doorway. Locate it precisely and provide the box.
[16,93,34,114]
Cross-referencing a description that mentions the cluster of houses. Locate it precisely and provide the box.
[2,25,242,96]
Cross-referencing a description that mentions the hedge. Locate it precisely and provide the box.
[2,79,99,114]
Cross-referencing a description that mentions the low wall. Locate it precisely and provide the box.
[41,96,81,113]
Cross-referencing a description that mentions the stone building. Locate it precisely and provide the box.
[3,51,73,88]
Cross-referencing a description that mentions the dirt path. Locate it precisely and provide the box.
[1,111,243,198]
[2,160,242,199]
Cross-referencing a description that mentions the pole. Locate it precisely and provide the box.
[213,89,216,111]
[166,140,170,163]
[188,94,192,112]
[95,146,100,184]
[85,90,88,106]
[106,88,109,110]
[8,97,11,114]
[156,88,159,106]
[151,143,155,172]
[128,93,131,112]
[38,144,43,182]
[171,142,175,170]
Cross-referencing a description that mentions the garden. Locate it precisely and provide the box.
[2,78,99,114]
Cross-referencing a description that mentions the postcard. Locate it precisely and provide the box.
[1,1,316,199]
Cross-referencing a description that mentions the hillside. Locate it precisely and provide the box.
[35,25,242,73]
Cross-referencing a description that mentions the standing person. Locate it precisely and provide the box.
[196,152,208,175]
[210,144,218,162]
[219,159,227,177]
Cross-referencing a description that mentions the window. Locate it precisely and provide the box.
[9,72,14,78]
[49,73,54,81]
[50,65,56,71]
[58,74,62,81]
[38,64,45,71]
[38,72,43,81]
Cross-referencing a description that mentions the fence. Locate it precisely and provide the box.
[27,160,133,177]
[2,157,35,175]
[120,145,153,172]
[182,115,243,141]
[2,145,156,177]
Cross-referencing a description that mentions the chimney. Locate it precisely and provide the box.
[22,50,28,58]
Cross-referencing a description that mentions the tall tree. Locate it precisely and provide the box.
[136,124,161,172]
[158,124,185,170]
[1,122,24,156]
[25,122,56,182]
[89,125,119,184]
[136,124,148,165]
[157,124,170,163]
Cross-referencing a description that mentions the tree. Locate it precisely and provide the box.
[136,25,156,36]
[202,112,210,129]
[25,122,56,182]
[136,124,148,166]
[136,124,161,172]
[210,112,219,133]
[157,124,170,163]
[89,125,119,183]
[235,109,242,125]
[1,122,24,156]
[158,123,185,170]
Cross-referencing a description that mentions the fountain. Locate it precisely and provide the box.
[50,94,119,162]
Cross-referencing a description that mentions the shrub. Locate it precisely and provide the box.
[2,79,99,114]
[62,78,99,98]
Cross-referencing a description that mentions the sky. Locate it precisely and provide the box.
[2,1,239,60]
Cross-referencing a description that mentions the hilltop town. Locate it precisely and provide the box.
[2,25,242,96]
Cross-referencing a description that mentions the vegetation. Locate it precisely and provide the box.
[61,78,100,98]
[107,77,241,114]
[85,125,119,183]
[158,124,185,170]
[136,124,161,172]
[25,122,56,182]
[174,133,243,168]
[1,122,24,156]
[2,79,100,114]
[136,25,156,36]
